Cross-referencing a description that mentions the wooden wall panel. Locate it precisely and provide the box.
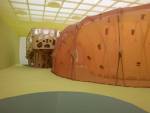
[120,8,150,83]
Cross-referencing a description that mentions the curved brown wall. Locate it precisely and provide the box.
[52,4,150,87]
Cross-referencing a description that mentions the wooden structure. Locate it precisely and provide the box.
[26,28,58,68]
[52,4,150,87]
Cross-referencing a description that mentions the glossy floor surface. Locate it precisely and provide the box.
[0,92,148,113]
[0,65,150,112]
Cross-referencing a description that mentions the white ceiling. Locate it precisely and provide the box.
[9,0,150,25]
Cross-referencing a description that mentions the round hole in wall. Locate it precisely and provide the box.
[87,56,91,60]
[99,65,104,69]
[136,62,141,66]
[141,14,145,20]
[131,29,135,35]
[105,28,109,35]
[97,44,101,50]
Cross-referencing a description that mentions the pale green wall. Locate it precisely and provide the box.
[0,0,66,69]
[0,18,19,69]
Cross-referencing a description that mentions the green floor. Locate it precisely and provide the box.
[0,65,150,112]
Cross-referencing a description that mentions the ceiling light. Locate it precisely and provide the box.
[29,5,44,10]
[31,15,43,21]
[11,3,28,9]
[31,15,43,18]
[58,13,70,17]
[137,0,150,4]
[44,16,55,20]
[78,4,92,10]
[45,7,59,12]
[66,0,81,3]
[55,20,65,23]
[28,0,44,5]
[60,8,74,13]
[82,0,99,5]
[71,15,81,20]
[10,0,27,3]
[99,0,116,6]
[15,9,28,15]
[44,12,57,16]
[67,19,77,22]
[92,6,105,12]
[112,2,130,8]
[123,0,136,2]
[56,18,66,21]
[47,1,61,8]
[30,10,43,15]
[87,11,99,16]
[74,10,86,14]
[17,14,30,21]
[129,4,140,7]
[63,2,78,8]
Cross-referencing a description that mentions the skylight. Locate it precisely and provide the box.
[112,2,130,8]
[63,2,78,8]
[92,6,105,12]
[9,0,150,25]
[99,0,116,6]
[83,0,99,5]
[29,5,44,10]
[74,10,87,14]
[11,3,28,9]
[78,4,92,10]
[28,0,45,5]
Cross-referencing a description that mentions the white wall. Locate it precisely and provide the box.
[19,37,28,65]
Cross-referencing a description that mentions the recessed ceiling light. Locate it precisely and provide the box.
[17,14,29,18]
[45,7,59,12]
[82,0,99,5]
[74,10,86,14]
[78,4,92,10]
[137,0,150,4]
[67,19,77,22]
[15,9,28,15]
[56,18,66,21]
[92,6,105,12]
[112,2,130,8]
[31,15,43,18]
[44,12,57,16]
[10,0,27,3]
[17,14,30,21]
[87,11,99,16]
[47,1,61,8]
[29,5,44,10]
[44,16,55,20]
[11,3,28,9]
[63,2,78,8]
[31,15,43,21]
[60,8,74,13]
[28,0,44,5]
[129,4,140,7]
[99,0,116,6]
[58,13,70,17]
[71,15,81,20]
[55,20,65,23]
[30,10,43,15]
[66,0,81,3]
[123,0,136,2]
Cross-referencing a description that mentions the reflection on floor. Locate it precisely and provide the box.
[0,65,150,112]
[0,92,148,113]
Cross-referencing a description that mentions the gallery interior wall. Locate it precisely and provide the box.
[0,0,66,69]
